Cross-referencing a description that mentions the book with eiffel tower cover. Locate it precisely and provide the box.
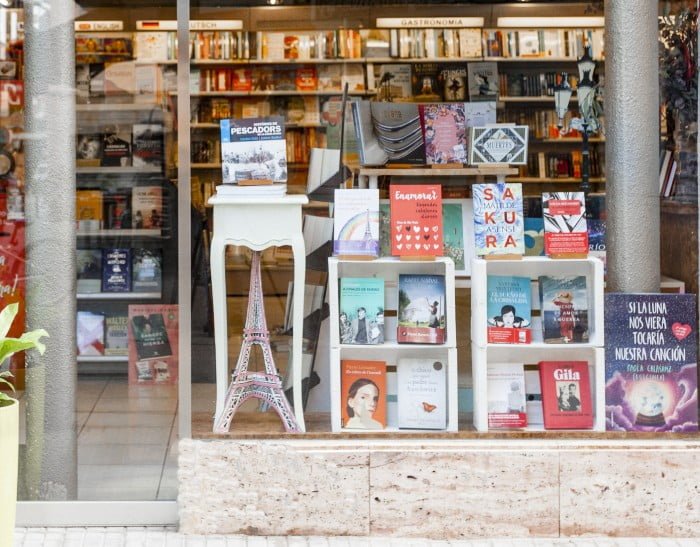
[333,188,380,257]
[389,184,443,257]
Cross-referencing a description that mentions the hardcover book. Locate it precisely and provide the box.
[131,186,163,230]
[464,101,497,128]
[77,311,105,356]
[220,116,287,184]
[389,184,443,257]
[466,62,499,101]
[438,67,467,101]
[104,190,131,229]
[128,304,178,385]
[470,125,529,165]
[411,63,440,101]
[101,128,131,167]
[76,134,102,167]
[295,66,318,91]
[472,183,525,256]
[341,65,366,93]
[338,277,384,345]
[104,314,129,356]
[487,275,532,344]
[419,103,467,165]
[132,124,164,168]
[487,363,527,429]
[397,274,446,344]
[351,100,388,166]
[101,248,132,292]
[539,360,593,429]
[231,67,253,91]
[605,293,698,432]
[542,192,588,257]
[539,275,589,344]
[397,358,447,430]
[333,188,380,258]
[76,190,103,232]
[341,359,386,430]
[317,64,342,91]
[369,102,425,166]
[76,249,102,293]
[132,248,163,293]
[377,64,411,101]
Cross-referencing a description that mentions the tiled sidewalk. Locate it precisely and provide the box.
[12,529,700,546]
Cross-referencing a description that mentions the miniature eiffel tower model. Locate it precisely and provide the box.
[213,250,300,433]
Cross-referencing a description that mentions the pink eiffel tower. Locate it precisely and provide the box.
[213,250,300,433]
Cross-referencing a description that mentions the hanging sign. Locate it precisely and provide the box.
[376,17,484,28]
[74,21,124,31]
[136,20,243,31]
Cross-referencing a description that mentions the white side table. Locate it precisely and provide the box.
[208,193,308,432]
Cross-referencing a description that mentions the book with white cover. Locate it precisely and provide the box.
[487,363,527,429]
[397,357,447,430]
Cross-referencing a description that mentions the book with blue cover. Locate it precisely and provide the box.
[539,275,589,344]
[339,277,384,345]
[487,275,532,344]
[101,248,132,292]
[397,274,446,344]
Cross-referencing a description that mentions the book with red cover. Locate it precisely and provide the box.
[231,68,252,92]
[539,360,593,429]
[419,103,467,165]
[542,192,588,257]
[341,360,386,430]
[389,184,443,257]
[295,66,318,91]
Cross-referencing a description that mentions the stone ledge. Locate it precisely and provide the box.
[178,438,700,538]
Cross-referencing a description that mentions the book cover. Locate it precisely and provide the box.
[76,133,102,167]
[101,248,132,292]
[605,293,698,432]
[104,190,132,229]
[487,363,527,429]
[317,64,342,91]
[131,186,163,230]
[377,64,412,101]
[397,274,446,344]
[76,190,103,232]
[338,277,384,345]
[438,67,467,101]
[397,358,447,430]
[341,359,386,430]
[419,103,467,165]
[251,66,274,91]
[104,314,129,356]
[542,192,588,257]
[128,304,178,385]
[131,124,164,168]
[539,360,593,429]
[104,61,135,96]
[465,101,497,128]
[76,249,102,293]
[411,63,441,101]
[587,193,606,260]
[369,102,425,165]
[469,126,529,165]
[231,67,253,91]
[333,188,380,257]
[132,248,163,293]
[134,32,169,61]
[101,127,131,167]
[389,184,443,257]
[487,275,532,344]
[77,311,105,356]
[467,62,499,101]
[351,100,388,166]
[220,117,287,184]
[272,66,297,91]
[472,183,525,256]
[134,63,162,104]
[295,66,318,91]
[539,275,589,344]
[341,64,366,93]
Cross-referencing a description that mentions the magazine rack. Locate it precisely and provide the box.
[209,193,308,432]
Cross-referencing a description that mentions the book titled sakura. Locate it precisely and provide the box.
[341,359,387,430]
[389,184,443,257]
[397,358,447,430]
[397,274,446,344]
[542,192,588,258]
[604,293,698,432]
[128,304,178,385]
[333,189,380,258]
[539,360,593,429]
[472,183,524,257]
[487,275,532,344]
[487,363,527,429]
[419,103,467,165]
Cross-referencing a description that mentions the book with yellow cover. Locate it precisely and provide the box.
[76,190,103,232]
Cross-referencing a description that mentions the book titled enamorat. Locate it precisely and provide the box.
[389,184,443,258]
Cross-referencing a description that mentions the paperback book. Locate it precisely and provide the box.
[389,184,443,258]
[397,274,446,344]
[419,103,468,165]
[104,190,132,229]
[397,358,447,430]
[333,189,380,258]
[487,363,527,429]
[539,360,593,429]
[132,124,164,168]
[76,190,103,232]
[605,293,698,432]
[132,248,163,293]
[131,186,163,230]
[101,127,131,167]
[341,359,386,430]
[411,63,441,101]
[438,67,467,101]
[469,126,528,165]
[539,275,589,344]
[77,310,105,356]
[128,304,178,385]
[104,314,129,356]
[339,277,384,345]
[472,183,524,256]
[487,275,532,344]
[76,249,102,293]
[542,192,588,257]
[101,248,132,292]
[220,116,287,184]
[76,133,102,167]
[377,64,412,101]
[369,102,425,166]
[466,62,499,101]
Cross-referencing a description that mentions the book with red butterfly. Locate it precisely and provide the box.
[397,357,447,429]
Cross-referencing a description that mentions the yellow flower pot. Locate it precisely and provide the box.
[0,400,18,547]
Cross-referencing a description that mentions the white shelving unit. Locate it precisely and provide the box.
[77,292,161,300]
[471,256,605,433]
[328,257,458,433]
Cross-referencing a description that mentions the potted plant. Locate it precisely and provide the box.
[0,303,48,546]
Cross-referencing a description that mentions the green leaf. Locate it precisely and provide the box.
[0,302,19,340]
[0,391,15,405]
[0,328,49,364]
